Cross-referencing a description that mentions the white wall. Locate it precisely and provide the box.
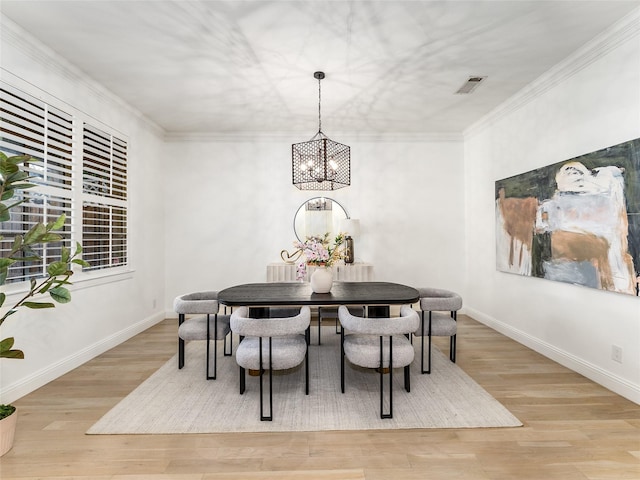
[163,136,465,310]
[0,18,166,403]
[464,11,640,403]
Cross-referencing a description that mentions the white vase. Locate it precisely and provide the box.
[310,266,333,293]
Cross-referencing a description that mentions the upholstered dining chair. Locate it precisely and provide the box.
[230,305,311,421]
[412,288,463,374]
[174,291,232,380]
[338,304,419,419]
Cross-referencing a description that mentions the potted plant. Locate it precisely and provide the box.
[0,152,88,456]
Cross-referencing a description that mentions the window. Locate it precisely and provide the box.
[0,82,128,283]
[82,124,128,270]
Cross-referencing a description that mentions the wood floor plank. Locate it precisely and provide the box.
[1,315,639,479]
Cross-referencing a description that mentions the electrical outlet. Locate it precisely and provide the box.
[612,345,623,363]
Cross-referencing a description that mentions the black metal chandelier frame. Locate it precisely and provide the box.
[292,71,351,191]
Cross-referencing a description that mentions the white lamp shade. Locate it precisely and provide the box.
[340,218,360,237]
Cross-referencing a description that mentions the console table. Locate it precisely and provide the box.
[266,262,374,282]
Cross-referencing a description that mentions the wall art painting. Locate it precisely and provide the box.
[495,138,640,296]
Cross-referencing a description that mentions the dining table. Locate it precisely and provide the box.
[217,281,420,318]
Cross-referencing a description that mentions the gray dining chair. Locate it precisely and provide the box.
[174,291,232,380]
[230,305,311,421]
[412,288,462,374]
[338,304,419,419]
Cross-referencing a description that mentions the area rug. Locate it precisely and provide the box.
[87,328,522,434]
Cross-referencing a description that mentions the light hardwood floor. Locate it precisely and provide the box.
[1,315,639,479]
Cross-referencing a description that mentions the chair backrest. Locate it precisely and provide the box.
[231,306,311,337]
[417,288,462,311]
[173,291,219,315]
[338,305,419,335]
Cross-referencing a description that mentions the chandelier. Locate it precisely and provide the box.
[292,72,350,190]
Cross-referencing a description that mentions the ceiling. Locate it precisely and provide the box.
[1,0,639,137]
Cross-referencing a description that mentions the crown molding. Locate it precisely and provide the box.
[164,131,463,143]
[464,7,640,138]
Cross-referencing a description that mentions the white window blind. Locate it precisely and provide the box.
[0,84,74,283]
[82,124,128,271]
[0,82,129,282]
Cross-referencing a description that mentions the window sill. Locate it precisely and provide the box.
[0,267,135,298]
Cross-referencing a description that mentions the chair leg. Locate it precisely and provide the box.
[340,327,345,394]
[404,365,411,392]
[380,335,393,419]
[259,337,273,421]
[305,326,310,395]
[178,314,185,369]
[420,311,433,374]
[239,366,245,394]
[224,331,233,356]
[206,314,219,380]
[450,334,457,362]
[450,310,457,363]
[239,334,246,394]
[427,312,433,374]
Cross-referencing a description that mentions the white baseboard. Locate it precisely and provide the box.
[1,312,166,404]
[466,307,640,405]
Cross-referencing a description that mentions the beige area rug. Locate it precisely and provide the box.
[87,328,522,434]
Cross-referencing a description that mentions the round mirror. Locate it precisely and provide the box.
[293,197,349,242]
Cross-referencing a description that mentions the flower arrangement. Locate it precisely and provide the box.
[294,232,345,280]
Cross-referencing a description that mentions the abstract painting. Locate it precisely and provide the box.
[495,138,639,296]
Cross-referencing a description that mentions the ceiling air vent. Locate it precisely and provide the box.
[455,76,486,94]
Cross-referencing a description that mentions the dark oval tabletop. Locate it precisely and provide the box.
[218,282,420,307]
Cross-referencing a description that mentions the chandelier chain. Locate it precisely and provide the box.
[318,75,322,133]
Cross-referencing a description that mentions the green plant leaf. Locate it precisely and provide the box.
[39,233,63,243]
[0,336,15,350]
[11,235,23,253]
[50,286,71,303]
[61,245,70,263]
[22,301,55,309]
[0,258,16,269]
[7,182,35,191]
[74,242,83,254]
[24,223,46,244]
[50,214,66,230]
[0,348,24,359]
[0,204,9,222]
[72,258,90,268]
[0,337,24,360]
[0,292,5,307]
[47,261,69,276]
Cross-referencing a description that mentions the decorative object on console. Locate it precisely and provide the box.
[280,248,302,264]
[292,72,350,191]
[340,218,360,264]
[344,236,354,264]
